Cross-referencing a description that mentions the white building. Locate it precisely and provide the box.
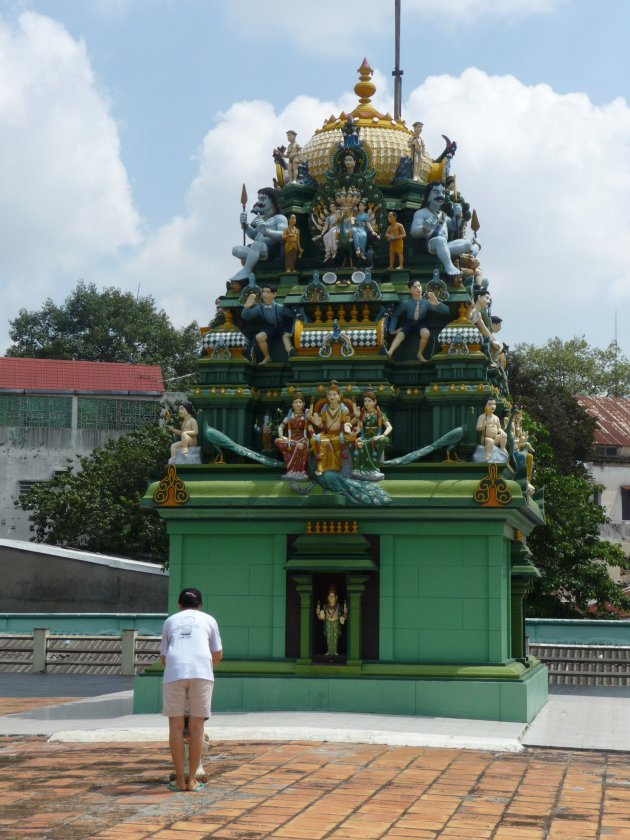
[578,396,630,583]
[0,357,164,542]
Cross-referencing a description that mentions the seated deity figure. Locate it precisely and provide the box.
[352,389,393,481]
[316,585,347,656]
[352,200,380,260]
[241,284,295,365]
[386,279,450,362]
[229,187,288,286]
[168,402,198,464]
[476,398,508,461]
[275,391,309,480]
[307,381,358,476]
[410,181,479,276]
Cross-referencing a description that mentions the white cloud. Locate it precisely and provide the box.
[123,65,630,355]
[0,12,139,345]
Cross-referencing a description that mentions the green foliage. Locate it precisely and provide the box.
[526,465,630,617]
[510,337,630,617]
[6,281,201,386]
[18,423,170,565]
[512,336,630,398]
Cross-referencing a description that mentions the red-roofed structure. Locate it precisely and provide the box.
[0,357,163,395]
[577,397,630,448]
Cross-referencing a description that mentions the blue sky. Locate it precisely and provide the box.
[2,0,630,355]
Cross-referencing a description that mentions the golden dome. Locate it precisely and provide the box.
[301,59,433,186]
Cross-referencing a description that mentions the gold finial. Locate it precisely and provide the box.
[355,58,376,105]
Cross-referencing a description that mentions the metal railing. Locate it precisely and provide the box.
[0,629,161,675]
[530,643,630,685]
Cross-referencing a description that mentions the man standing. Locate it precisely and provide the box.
[160,588,222,792]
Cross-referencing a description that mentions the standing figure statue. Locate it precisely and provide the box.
[386,279,450,362]
[409,121,425,181]
[284,131,302,183]
[316,585,347,656]
[385,211,406,270]
[313,202,341,263]
[275,391,309,480]
[168,402,199,464]
[241,284,295,365]
[410,182,479,276]
[307,381,357,475]
[352,389,392,480]
[352,200,380,260]
[229,188,288,286]
[283,214,303,272]
[468,289,501,353]
[475,398,508,462]
[254,412,275,453]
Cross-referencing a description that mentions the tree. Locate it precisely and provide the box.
[6,281,201,385]
[518,418,630,617]
[18,423,170,565]
[512,336,630,398]
[508,340,630,617]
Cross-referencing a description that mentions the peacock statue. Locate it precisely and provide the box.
[384,425,465,466]
[202,417,280,467]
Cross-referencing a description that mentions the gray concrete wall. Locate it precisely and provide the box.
[0,541,168,613]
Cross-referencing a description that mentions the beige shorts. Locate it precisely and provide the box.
[162,679,214,718]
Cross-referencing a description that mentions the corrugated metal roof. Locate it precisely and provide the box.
[577,397,630,446]
[0,357,164,395]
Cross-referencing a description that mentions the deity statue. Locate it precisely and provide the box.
[229,188,288,286]
[307,381,358,475]
[510,409,535,496]
[410,182,479,276]
[386,279,450,362]
[385,210,406,270]
[241,284,295,365]
[476,398,508,462]
[409,121,425,181]
[283,214,303,272]
[168,402,199,464]
[352,200,380,260]
[275,391,309,480]
[254,411,275,453]
[352,390,392,480]
[284,131,303,183]
[468,289,501,353]
[312,201,341,263]
[316,585,347,656]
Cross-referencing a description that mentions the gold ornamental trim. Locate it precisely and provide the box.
[473,463,512,507]
[153,464,189,507]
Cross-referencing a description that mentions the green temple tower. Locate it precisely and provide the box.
[135,60,547,723]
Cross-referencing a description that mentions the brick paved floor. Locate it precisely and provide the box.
[1,736,630,839]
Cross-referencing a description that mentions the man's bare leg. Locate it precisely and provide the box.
[256,331,272,365]
[168,716,186,790]
[186,717,205,790]
[386,331,405,359]
[417,328,430,362]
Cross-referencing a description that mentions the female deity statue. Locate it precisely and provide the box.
[352,389,393,481]
[313,202,341,263]
[275,391,309,480]
[316,585,347,656]
[352,200,380,260]
[307,381,358,475]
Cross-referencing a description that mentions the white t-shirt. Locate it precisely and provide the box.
[160,608,222,684]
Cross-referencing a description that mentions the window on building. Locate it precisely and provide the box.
[622,487,630,521]
[595,445,620,459]
[593,487,603,507]
[77,398,160,431]
[0,396,72,428]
